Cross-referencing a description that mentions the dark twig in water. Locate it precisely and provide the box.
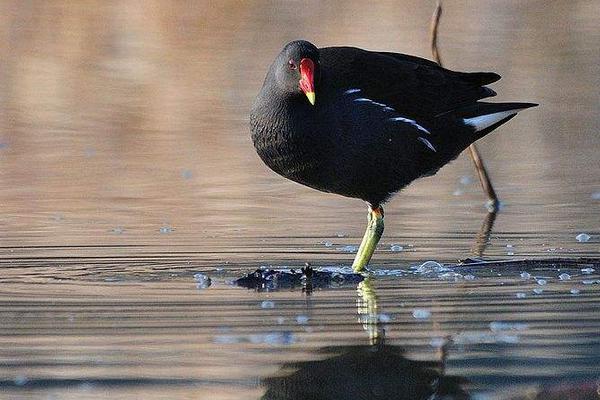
[429,1,443,66]
[430,0,500,210]
[471,209,498,256]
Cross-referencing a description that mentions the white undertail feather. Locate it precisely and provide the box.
[463,108,528,132]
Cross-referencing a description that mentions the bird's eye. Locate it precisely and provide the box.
[288,60,297,70]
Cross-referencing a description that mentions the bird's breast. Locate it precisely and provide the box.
[250,110,326,185]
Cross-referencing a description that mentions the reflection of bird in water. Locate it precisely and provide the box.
[260,343,469,400]
[262,278,468,400]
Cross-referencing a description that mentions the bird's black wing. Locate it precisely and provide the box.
[319,46,499,121]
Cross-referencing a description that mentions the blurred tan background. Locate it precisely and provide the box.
[0,1,598,254]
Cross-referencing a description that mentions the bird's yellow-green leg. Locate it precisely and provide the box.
[352,206,384,273]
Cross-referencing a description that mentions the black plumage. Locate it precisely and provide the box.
[250,40,536,207]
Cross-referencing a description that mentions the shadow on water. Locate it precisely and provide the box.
[261,344,468,400]
[262,278,469,400]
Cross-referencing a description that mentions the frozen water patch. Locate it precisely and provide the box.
[576,233,591,242]
[516,292,527,299]
[371,268,404,277]
[454,331,519,345]
[536,279,548,286]
[459,175,473,185]
[411,260,450,274]
[558,273,571,280]
[318,266,355,274]
[489,322,529,332]
[338,245,358,253]
[390,244,403,252]
[261,301,275,309]
[520,272,531,279]
[581,268,595,274]
[159,225,173,234]
[430,337,447,348]
[194,273,211,289]
[570,288,580,295]
[214,331,295,345]
[412,309,431,320]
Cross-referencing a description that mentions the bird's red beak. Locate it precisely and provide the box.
[299,58,315,105]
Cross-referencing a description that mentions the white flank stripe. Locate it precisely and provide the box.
[418,137,437,152]
[463,108,527,132]
[344,88,361,94]
[388,117,431,135]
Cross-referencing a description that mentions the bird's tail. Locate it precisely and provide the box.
[453,102,538,137]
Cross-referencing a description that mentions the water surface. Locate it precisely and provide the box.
[0,1,599,398]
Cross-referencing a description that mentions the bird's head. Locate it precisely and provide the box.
[272,40,320,106]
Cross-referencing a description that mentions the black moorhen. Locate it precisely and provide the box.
[250,40,536,272]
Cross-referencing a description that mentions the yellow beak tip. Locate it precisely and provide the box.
[305,92,316,106]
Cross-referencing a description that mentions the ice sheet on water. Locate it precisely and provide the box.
[430,337,446,348]
[581,268,595,274]
[319,266,355,274]
[453,331,519,345]
[194,273,211,289]
[520,272,531,279]
[536,279,547,286]
[14,375,28,386]
[459,175,473,185]
[159,225,173,234]
[576,233,591,242]
[439,272,464,281]
[214,331,295,345]
[411,260,450,274]
[516,292,527,298]
[489,322,529,332]
[558,273,571,280]
[338,245,358,253]
[570,288,580,295]
[261,301,275,309]
[370,268,404,277]
[412,309,431,319]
